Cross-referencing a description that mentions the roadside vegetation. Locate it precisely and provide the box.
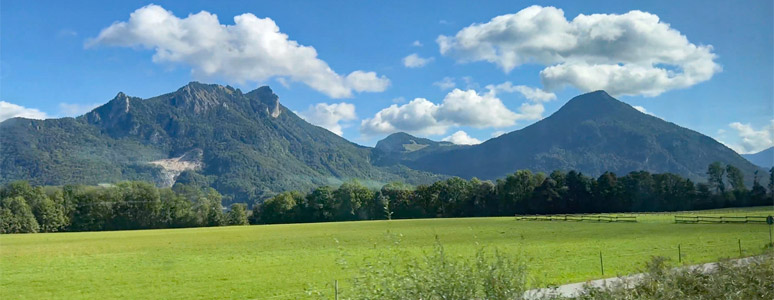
[331,241,773,300]
[559,255,774,299]
[320,238,529,300]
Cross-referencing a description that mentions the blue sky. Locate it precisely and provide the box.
[1,0,772,153]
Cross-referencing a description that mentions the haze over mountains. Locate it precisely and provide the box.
[742,147,774,168]
[0,84,765,204]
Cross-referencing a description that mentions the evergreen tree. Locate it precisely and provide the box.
[769,167,774,201]
[565,171,593,213]
[750,171,768,206]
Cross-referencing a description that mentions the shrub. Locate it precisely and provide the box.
[315,236,528,300]
[564,255,774,299]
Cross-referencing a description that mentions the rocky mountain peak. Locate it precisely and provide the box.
[246,86,281,118]
[171,82,237,114]
[547,90,642,123]
[83,91,135,125]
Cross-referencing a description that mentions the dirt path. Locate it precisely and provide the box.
[524,256,762,299]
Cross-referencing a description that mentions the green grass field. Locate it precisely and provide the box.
[1,207,772,299]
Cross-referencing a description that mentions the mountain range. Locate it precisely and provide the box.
[0,84,765,204]
[0,82,442,203]
[742,147,774,169]
[389,91,765,183]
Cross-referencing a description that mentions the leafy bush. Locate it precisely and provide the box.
[312,237,528,300]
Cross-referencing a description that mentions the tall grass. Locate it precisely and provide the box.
[565,255,774,300]
[311,235,529,300]
[323,237,773,300]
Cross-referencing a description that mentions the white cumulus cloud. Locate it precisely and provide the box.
[360,88,525,136]
[344,71,390,93]
[58,102,101,117]
[437,5,720,97]
[484,82,555,122]
[514,102,545,121]
[0,101,49,121]
[433,77,456,90]
[632,105,659,117]
[486,82,556,102]
[436,89,520,128]
[361,98,447,135]
[442,130,482,145]
[491,130,507,138]
[298,102,357,136]
[87,4,389,98]
[412,40,423,47]
[722,120,774,154]
[402,53,434,68]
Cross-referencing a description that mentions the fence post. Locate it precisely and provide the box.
[599,251,604,276]
[334,279,338,300]
[678,244,682,263]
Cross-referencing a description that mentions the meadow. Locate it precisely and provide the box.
[1,207,772,299]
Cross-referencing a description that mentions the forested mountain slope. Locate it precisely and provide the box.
[0,82,441,203]
[400,91,764,182]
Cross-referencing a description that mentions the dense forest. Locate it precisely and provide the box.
[0,181,246,234]
[2,162,773,233]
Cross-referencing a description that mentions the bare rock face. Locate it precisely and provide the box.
[269,100,281,118]
[84,92,134,126]
[149,148,204,187]
[171,82,238,114]
[246,86,282,118]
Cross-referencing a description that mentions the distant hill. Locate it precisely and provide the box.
[398,91,764,182]
[742,147,774,169]
[371,132,467,165]
[0,82,442,203]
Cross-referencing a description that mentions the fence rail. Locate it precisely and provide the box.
[515,214,637,223]
[674,215,768,224]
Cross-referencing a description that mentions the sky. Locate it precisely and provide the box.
[1,0,772,153]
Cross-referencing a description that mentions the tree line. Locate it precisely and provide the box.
[0,181,247,234]
[252,163,773,224]
[2,162,773,233]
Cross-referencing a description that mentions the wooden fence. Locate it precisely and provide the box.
[674,215,768,224]
[514,214,637,223]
